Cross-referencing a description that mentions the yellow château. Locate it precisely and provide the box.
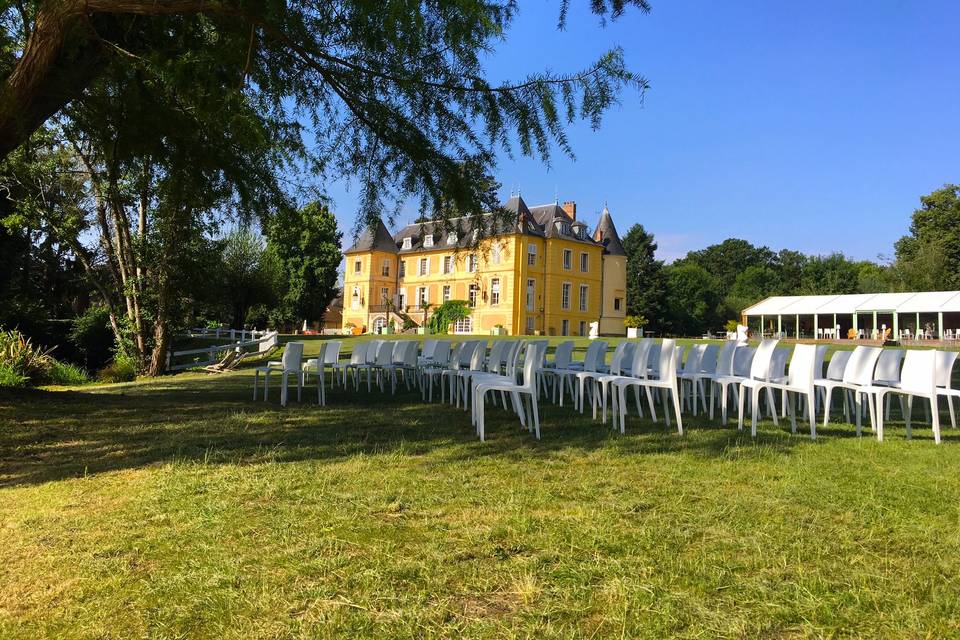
[342,196,626,336]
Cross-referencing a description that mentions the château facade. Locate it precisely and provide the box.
[342,195,626,336]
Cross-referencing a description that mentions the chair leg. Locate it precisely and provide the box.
[931,396,941,444]
[253,370,260,401]
[806,393,817,440]
[531,392,540,439]
[671,388,683,435]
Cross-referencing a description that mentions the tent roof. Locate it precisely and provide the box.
[743,291,960,316]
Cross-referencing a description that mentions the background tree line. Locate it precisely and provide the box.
[623,184,960,337]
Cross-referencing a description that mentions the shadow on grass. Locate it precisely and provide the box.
[1,371,954,488]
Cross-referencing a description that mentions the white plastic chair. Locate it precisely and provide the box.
[333,342,366,387]
[473,342,543,441]
[614,339,682,435]
[552,341,608,409]
[935,350,959,428]
[592,339,652,424]
[301,342,328,405]
[817,346,883,433]
[710,341,778,425]
[739,344,818,439]
[253,341,304,406]
[865,349,941,443]
[576,341,633,415]
[419,341,452,401]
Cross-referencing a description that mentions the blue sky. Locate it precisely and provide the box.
[326,1,960,262]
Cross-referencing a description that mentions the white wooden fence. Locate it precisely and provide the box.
[167,330,279,371]
[180,328,270,342]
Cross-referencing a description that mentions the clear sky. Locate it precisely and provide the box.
[325,0,960,263]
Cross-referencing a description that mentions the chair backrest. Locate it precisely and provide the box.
[749,339,779,380]
[814,345,829,379]
[657,339,678,381]
[431,341,452,366]
[391,341,407,364]
[770,348,790,380]
[715,340,737,376]
[454,341,479,369]
[674,345,686,370]
[733,346,755,377]
[505,340,526,379]
[873,349,905,383]
[841,346,883,386]
[936,350,959,388]
[313,342,327,369]
[787,344,817,390]
[282,342,305,369]
[583,341,608,372]
[422,340,437,359]
[519,342,544,390]
[485,341,508,373]
[647,343,662,374]
[899,349,937,396]
[824,350,851,381]
[610,342,635,375]
[350,342,368,365]
[681,344,706,374]
[400,341,418,366]
[626,339,652,379]
[364,340,381,364]
[375,341,394,365]
[699,344,719,374]
[552,341,574,369]
[323,341,342,364]
[469,341,486,371]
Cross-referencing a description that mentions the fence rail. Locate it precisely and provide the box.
[179,328,270,342]
[167,330,279,371]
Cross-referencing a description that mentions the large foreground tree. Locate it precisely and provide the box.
[1,0,650,228]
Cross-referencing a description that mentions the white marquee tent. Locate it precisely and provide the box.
[742,291,960,340]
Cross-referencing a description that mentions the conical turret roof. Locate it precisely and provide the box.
[344,219,398,254]
[592,205,625,255]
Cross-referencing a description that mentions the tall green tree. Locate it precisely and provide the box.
[621,223,666,328]
[894,184,960,290]
[1,0,649,230]
[799,253,860,295]
[219,227,282,329]
[268,201,342,327]
[662,263,721,336]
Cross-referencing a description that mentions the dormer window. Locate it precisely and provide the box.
[402,237,412,250]
[423,234,434,248]
[447,232,458,245]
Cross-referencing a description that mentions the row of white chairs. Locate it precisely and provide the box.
[251,337,959,444]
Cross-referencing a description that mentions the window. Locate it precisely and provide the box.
[402,237,412,250]
[381,259,390,277]
[442,255,453,274]
[423,234,434,248]
[579,321,586,336]
[354,259,362,274]
[380,287,390,304]
[561,283,571,310]
[526,316,535,334]
[468,284,479,307]
[351,286,361,310]
[418,257,430,276]
[491,242,502,264]
[526,279,535,311]
[527,243,537,266]
[399,261,406,278]
[467,254,478,273]
[579,285,588,311]
[453,316,473,334]
[614,297,622,311]
[447,232,458,245]
[416,286,428,308]
[561,319,569,336]
[397,289,407,309]
[490,278,501,305]
[580,252,588,272]
[442,285,451,302]
[562,249,572,270]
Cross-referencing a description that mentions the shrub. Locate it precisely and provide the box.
[0,329,55,383]
[97,356,137,383]
[70,306,115,371]
[0,362,28,387]
[624,315,648,329]
[45,360,90,385]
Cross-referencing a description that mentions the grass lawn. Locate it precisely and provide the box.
[2,336,960,637]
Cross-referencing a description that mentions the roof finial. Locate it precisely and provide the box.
[554,186,559,205]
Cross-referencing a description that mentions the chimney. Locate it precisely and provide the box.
[561,201,576,220]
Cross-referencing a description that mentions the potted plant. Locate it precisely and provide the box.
[491,323,507,336]
[624,315,648,338]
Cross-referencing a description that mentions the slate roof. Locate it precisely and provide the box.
[344,219,398,254]
[351,196,617,255]
[592,206,625,256]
